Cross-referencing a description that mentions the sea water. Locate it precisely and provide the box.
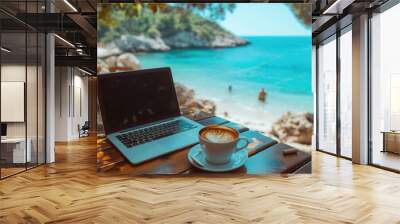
[136,36,312,131]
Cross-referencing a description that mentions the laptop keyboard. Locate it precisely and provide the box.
[116,120,197,148]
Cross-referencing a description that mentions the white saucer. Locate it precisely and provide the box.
[187,144,248,172]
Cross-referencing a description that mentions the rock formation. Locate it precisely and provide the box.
[115,35,170,52]
[97,59,109,74]
[163,32,247,49]
[175,83,216,115]
[116,53,141,70]
[97,42,122,58]
[270,112,313,145]
[97,52,140,74]
[101,33,247,56]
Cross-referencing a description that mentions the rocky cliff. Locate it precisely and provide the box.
[97,52,141,73]
[270,112,313,145]
[162,31,248,49]
[99,32,248,56]
[175,83,216,115]
[114,35,171,53]
[98,5,249,55]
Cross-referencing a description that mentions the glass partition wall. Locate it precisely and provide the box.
[317,35,337,155]
[316,27,353,159]
[315,1,400,171]
[0,2,46,179]
[339,27,352,159]
[0,30,27,177]
[370,3,400,172]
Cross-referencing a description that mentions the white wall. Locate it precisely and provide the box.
[1,63,46,164]
[55,66,70,141]
[72,73,89,138]
[55,67,89,141]
[1,65,31,138]
[1,65,26,139]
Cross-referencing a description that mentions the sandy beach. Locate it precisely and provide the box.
[212,97,276,133]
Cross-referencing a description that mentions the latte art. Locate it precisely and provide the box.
[198,125,249,164]
[203,129,236,143]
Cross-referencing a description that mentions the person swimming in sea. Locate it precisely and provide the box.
[228,85,232,93]
[224,111,229,117]
[258,88,267,102]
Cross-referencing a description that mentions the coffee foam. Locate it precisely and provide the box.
[202,128,236,143]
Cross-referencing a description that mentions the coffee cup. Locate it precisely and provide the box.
[199,125,249,164]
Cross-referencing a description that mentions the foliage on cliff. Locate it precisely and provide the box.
[98,3,311,44]
[289,4,312,26]
[98,3,237,44]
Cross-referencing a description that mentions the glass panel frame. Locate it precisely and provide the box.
[370,3,400,172]
[315,25,354,161]
[0,10,28,178]
[27,29,39,169]
[0,0,47,179]
[339,26,353,159]
[317,35,337,155]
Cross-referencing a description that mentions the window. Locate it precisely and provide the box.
[339,28,352,158]
[317,36,337,154]
[0,1,46,179]
[370,2,400,171]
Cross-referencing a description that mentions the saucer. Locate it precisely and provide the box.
[187,144,248,172]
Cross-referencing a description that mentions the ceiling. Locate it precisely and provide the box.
[311,0,391,43]
[2,0,395,72]
[0,0,96,74]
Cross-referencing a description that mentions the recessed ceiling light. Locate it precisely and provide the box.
[78,67,93,76]
[1,47,11,53]
[63,0,78,12]
[323,0,354,15]
[54,34,75,48]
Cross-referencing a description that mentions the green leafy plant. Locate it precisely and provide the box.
[97,3,311,44]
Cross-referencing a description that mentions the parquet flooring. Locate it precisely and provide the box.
[1,136,400,223]
[1,167,26,178]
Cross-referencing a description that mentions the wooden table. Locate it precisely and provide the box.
[97,114,311,176]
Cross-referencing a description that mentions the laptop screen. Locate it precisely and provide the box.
[1,123,7,137]
[98,67,181,134]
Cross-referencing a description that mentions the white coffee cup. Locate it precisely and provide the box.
[199,125,249,164]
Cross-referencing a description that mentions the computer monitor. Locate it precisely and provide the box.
[1,123,7,137]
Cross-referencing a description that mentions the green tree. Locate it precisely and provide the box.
[98,3,235,29]
[98,3,311,28]
[97,3,312,43]
[288,4,312,27]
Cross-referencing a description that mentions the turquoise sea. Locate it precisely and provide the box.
[136,36,312,131]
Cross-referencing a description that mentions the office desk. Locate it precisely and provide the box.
[382,131,400,154]
[1,138,32,164]
[97,115,312,175]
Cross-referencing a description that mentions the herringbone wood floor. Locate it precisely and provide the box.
[1,137,400,224]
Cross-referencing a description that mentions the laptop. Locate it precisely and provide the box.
[98,67,203,164]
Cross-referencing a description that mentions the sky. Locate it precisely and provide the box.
[219,3,311,36]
